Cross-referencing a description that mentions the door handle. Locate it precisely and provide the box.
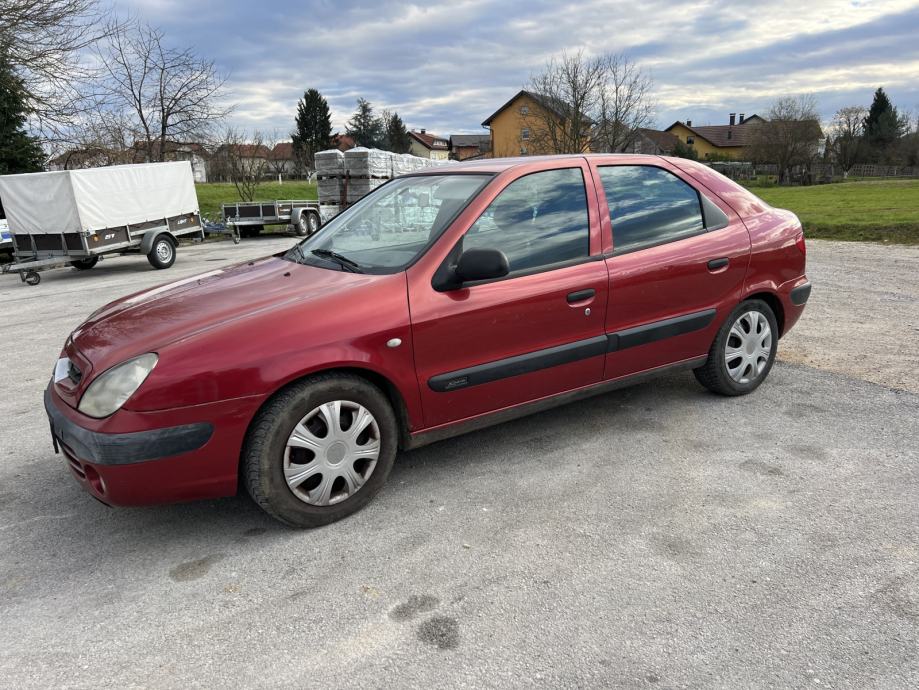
[707,258,729,271]
[567,289,595,303]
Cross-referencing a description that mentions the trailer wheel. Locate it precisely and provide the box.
[24,270,41,286]
[295,211,320,237]
[240,225,263,238]
[147,236,176,269]
[70,257,99,270]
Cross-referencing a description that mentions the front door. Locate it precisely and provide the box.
[408,164,609,429]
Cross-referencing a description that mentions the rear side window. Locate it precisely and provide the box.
[464,167,589,273]
[598,166,704,253]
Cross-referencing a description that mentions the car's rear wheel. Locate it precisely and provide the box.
[694,299,778,396]
[242,373,398,527]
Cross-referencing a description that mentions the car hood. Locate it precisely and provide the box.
[70,255,383,372]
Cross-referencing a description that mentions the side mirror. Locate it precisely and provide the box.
[455,248,509,283]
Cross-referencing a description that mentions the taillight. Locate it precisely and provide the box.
[795,231,806,256]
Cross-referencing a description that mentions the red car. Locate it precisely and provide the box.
[45,155,810,526]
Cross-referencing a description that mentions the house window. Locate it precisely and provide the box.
[520,145,528,155]
[521,128,530,141]
[520,105,529,115]
[686,136,695,145]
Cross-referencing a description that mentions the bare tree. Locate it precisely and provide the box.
[524,51,604,154]
[523,51,655,155]
[748,96,823,184]
[593,54,655,153]
[829,106,867,177]
[215,129,269,202]
[96,20,229,163]
[0,0,114,136]
[264,131,290,180]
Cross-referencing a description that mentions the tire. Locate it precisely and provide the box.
[694,299,778,396]
[295,211,320,237]
[242,373,399,528]
[24,270,41,286]
[147,236,176,269]
[70,257,99,270]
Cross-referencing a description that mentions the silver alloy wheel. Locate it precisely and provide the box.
[156,240,174,263]
[283,400,381,506]
[724,310,773,384]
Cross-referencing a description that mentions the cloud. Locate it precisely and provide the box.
[114,0,919,136]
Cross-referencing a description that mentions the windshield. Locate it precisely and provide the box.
[287,174,492,273]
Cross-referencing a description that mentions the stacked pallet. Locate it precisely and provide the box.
[313,147,453,208]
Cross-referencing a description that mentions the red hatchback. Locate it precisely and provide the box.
[45,155,810,526]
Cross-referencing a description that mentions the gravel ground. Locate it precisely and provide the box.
[0,237,916,689]
[778,240,919,393]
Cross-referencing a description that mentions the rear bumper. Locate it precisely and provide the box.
[777,277,811,336]
[790,282,812,306]
[44,384,262,506]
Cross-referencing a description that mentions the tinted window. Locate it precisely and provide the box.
[599,166,704,253]
[464,168,589,273]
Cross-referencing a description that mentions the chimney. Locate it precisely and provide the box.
[420,128,426,134]
[739,113,745,124]
[686,119,692,127]
[729,113,736,126]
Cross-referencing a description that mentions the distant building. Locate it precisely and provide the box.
[450,134,492,160]
[481,89,592,157]
[331,133,356,152]
[665,114,765,160]
[408,130,450,160]
[627,128,682,155]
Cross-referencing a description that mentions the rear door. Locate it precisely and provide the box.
[407,161,609,429]
[591,159,751,379]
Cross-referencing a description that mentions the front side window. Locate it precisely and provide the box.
[462,167,590,274]
[288,174,491,273]
[599,165,704,253]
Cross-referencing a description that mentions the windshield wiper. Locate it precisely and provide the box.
[311,248,363,273]
[286,243,307,264]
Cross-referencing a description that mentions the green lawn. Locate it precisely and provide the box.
[751,179,919,244]
[195,181,317,220]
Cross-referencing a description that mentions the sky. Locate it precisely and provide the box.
[120,0,919,138]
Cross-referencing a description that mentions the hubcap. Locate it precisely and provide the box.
[725,310,772,384]
[283,400,381,506]
[156,241,173,262]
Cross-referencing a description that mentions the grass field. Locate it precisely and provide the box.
[751,179,919,244]
[195,181,317,220]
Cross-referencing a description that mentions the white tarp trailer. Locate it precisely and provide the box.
[0,162,203,285]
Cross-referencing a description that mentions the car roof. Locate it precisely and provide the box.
[412,153,666,175]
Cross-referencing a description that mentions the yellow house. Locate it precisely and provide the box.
[407,130,450,160]
[482,90,590,157]
[665,114,765,160]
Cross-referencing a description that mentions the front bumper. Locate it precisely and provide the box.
[44,384,262,506]
[44,388,213,465]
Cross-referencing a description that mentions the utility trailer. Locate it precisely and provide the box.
[221,200,322,241]
[0,162,204,285]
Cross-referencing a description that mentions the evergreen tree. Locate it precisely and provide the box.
[863,87,906,150]
[0,51,44,175]
[291,88,332,172]
[345,98,384,148]
[383,111,411,153]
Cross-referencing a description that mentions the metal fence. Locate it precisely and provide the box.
[707,161,919,184]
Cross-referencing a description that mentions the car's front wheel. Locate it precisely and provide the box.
[694,299,778,396]
[242,374,398,527]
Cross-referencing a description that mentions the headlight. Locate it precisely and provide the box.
[78,353,158,418]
